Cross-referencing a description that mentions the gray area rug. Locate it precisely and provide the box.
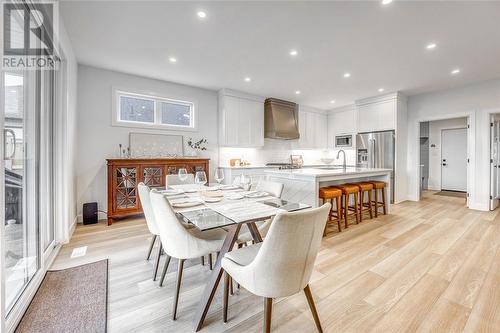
[16,260,108,333]
[434,190,467,198]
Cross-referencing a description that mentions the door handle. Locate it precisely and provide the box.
[4,129,16,159]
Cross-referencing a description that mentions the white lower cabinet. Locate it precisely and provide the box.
[221,167,278,186]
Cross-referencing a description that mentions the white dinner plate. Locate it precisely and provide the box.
[244,191,269,198]
[159,189,183,196]
[171,200,203,208]
[226,193,244,200]
[203,197,223,203]
[219,185,240,191]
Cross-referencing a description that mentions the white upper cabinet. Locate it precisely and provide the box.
[356,93,400,133]
[327,105,356,148]
[218,89,264,147]
[293,106,327,149]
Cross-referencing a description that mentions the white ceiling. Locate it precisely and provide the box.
[60,1,500,109]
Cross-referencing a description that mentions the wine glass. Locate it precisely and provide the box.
[195,171,207,189]
[240,174,252,191]
[214,168,224,187]
[178,168,188,182]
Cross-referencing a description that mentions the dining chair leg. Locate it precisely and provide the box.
[208,253,213,270]
[230,276,234,295]
[159,255,171,287]
[304,285,323,333]
[264,298,273,333]
[153,242,162,281]
[173,259,185,320]
[146,235,157,260]
[223,271,229,323]
[201,255,205,266]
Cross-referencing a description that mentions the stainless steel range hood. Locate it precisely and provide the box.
[264,98,300,139]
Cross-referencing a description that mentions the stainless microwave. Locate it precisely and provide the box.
[335,134,353,147]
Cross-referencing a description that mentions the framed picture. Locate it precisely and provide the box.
[129,132,184,157]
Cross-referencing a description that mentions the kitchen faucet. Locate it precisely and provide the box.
[337,149,346,170]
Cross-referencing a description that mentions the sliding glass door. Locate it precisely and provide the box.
[3,70,40,314]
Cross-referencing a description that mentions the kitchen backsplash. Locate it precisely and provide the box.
[219,139,356,166]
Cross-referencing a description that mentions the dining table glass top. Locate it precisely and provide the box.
[159,183,311,231]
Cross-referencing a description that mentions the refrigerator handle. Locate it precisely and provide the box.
[369,138,376,168]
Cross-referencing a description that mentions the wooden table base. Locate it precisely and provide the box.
[193,222,262,331]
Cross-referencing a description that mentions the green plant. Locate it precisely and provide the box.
[187,138,208,150]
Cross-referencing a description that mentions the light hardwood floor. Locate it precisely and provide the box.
[52,191,500,332]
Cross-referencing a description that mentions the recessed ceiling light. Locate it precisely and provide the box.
[378,88,385,92]
[382,0,393,5]
[451,68,461,75]
[343,72,351,78]
[289,50,298,56]
[426,43,437,50]
[244,77,251,82]
[169,57,177,63]
[295,90,301,95]
[197,11,207,18]
[330,100,336,104]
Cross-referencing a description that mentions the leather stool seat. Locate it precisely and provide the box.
[319,187,342,199]
[336,184,360,194]
[370,181,386,189]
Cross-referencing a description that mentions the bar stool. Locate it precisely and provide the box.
[350,182,374,222]
[319,187,343,234]
[369,181,387,217]
[334,184,360,227]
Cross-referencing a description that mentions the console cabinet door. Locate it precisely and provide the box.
[114,166,139,212]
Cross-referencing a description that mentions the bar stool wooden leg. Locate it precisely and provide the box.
[358,191,364,223]
[368,189,373,219]
[343,194,349,228]
[374,189,379,218]
[382,188,387,215]
[335,197,342,232]
[354,192,360,224]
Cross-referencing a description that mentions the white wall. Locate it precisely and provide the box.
[76,65,218,220]
[407,78,500,210]
[427,118,467,190]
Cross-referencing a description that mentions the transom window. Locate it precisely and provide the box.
[114,90,195,130]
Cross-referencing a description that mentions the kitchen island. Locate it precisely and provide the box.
[264,167,392,211]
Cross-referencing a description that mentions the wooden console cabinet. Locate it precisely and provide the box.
[106,158,209,225]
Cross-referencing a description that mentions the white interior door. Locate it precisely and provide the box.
[441,128,467,192]
[490,117,500,210]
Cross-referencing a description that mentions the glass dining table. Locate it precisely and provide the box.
[162,183,311,331]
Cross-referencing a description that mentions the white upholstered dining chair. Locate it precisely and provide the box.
[166,173,195,186]
[222,203,330,332]
[149,190,227,320]
[138,183,164,280]
[237,180,284,244]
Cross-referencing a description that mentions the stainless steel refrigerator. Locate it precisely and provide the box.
[356,130,395,203]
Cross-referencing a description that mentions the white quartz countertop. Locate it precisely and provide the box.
[264,167,392,180]
[218,165,277,169]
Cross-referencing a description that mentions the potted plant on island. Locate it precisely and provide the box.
[186,138,208,156]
